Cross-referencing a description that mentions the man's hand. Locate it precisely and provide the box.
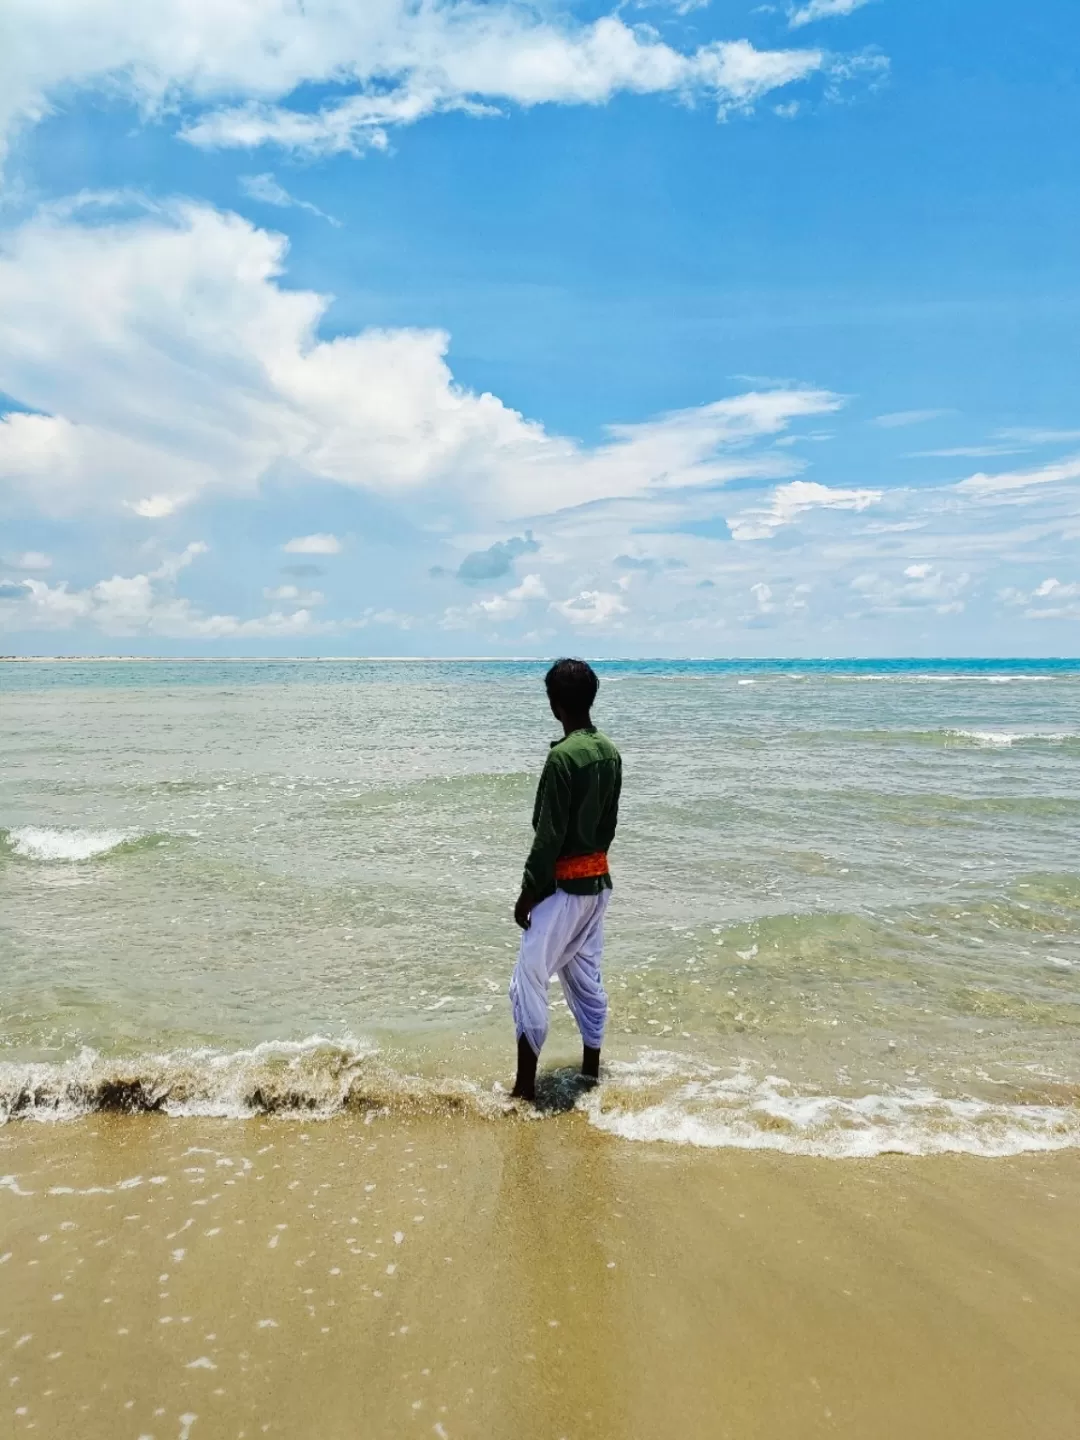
[514,890,534,931]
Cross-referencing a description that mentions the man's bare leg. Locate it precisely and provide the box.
[511,1034,538,1102]
[582,1046,601,1085]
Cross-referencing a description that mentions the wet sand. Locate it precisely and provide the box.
[2,1114,1079,1440]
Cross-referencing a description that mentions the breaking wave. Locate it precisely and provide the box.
[584,1054,1080,1158]
[0,1039,502,1125]
[0,826,173,862]
[838,728,1080,750]
[3,1042,1080,1158]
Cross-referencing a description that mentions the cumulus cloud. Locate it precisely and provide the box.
[440,570,548,627]
[508,573,547,601]
[552,589,628,627]
[0,542,331,638]
[726,479,881,540]
[999,576,1080,621]
[457,532,539,583]
[129,494,189,518]
[850,566,970,616]
[282,534,343,555]
[1,0,829,163]
[264,583,325,605]
[0,203,842,522]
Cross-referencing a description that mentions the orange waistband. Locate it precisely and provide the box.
[555,851,609,881]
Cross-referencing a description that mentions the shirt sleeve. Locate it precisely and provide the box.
[521,754,571,898]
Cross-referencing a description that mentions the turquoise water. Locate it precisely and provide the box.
[2,658,1079,1155]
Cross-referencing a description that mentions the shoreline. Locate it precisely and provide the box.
[3,1113,1080,1438]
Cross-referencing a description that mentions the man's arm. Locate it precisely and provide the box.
[515,755,571,928]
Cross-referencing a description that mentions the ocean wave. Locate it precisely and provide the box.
[3,1042,1080,1158]
[836,728,1080,750]
[946,729,1079,747]
[0,1039,501,1124]
[584,1054,1080,1158]
[0,826,172,862]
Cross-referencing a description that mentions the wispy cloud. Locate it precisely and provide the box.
[0,0,838,164]
[910,444,1026,459]
[956,456,1080,498]
[872,408,951,429]
[239,174,340,226]
[789,0,875,28]
[727,479,881,540]
[3,550,52,569]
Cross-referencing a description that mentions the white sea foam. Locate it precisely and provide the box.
[946,729,1076,747]
[5,1040,1080,1159]
[0,1036,491,1125]
[4,826,138,862]
[581,1053,1080,1159]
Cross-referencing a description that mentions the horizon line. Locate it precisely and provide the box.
[3,655,1079,665]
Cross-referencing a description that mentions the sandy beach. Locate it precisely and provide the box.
[3,1113,1079,1440]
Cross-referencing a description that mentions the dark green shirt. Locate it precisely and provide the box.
[522,726,622,901]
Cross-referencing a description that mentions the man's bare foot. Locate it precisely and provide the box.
[512,1035,538,1103]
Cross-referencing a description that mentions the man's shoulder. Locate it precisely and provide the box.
[550,728,621,767]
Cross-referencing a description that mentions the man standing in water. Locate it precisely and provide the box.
[509,658,622,1102]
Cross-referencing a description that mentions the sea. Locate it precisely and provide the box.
[2,657,1079,1157]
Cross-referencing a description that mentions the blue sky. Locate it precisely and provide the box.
[1,0,1078,656]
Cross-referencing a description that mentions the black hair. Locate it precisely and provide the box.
[544,657,599,714]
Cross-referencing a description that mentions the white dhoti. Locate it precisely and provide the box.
[509,889,610,1057]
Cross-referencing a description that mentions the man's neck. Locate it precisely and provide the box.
[561,713,592,737]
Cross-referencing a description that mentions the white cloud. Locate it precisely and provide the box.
[281,534,343,555]
[1035,577,1078,598]
[4,550,52,569]
[239,173,338,225]
[152,540,209,580]
[999,576,1080,621]
[0,203,842,522]
[552,589,628,627]
[1,0,827,163]
[182,34,825,154]
[998,428,1080,447]
[0,543,330,638]
[872,409,950,429]
[263,583,325,605]
[850,566,970,616]
[727,479,881,540]
[911,444,1025,459]
[508,573,547,601]
[129,494,189,518]
[441,570,548,626]
[789,0,874,27]
[956,456,1080,499]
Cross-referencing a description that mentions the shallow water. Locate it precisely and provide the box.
[2,658,1079,1155]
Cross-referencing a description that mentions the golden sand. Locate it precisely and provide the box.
[2,1114,1079,1439]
